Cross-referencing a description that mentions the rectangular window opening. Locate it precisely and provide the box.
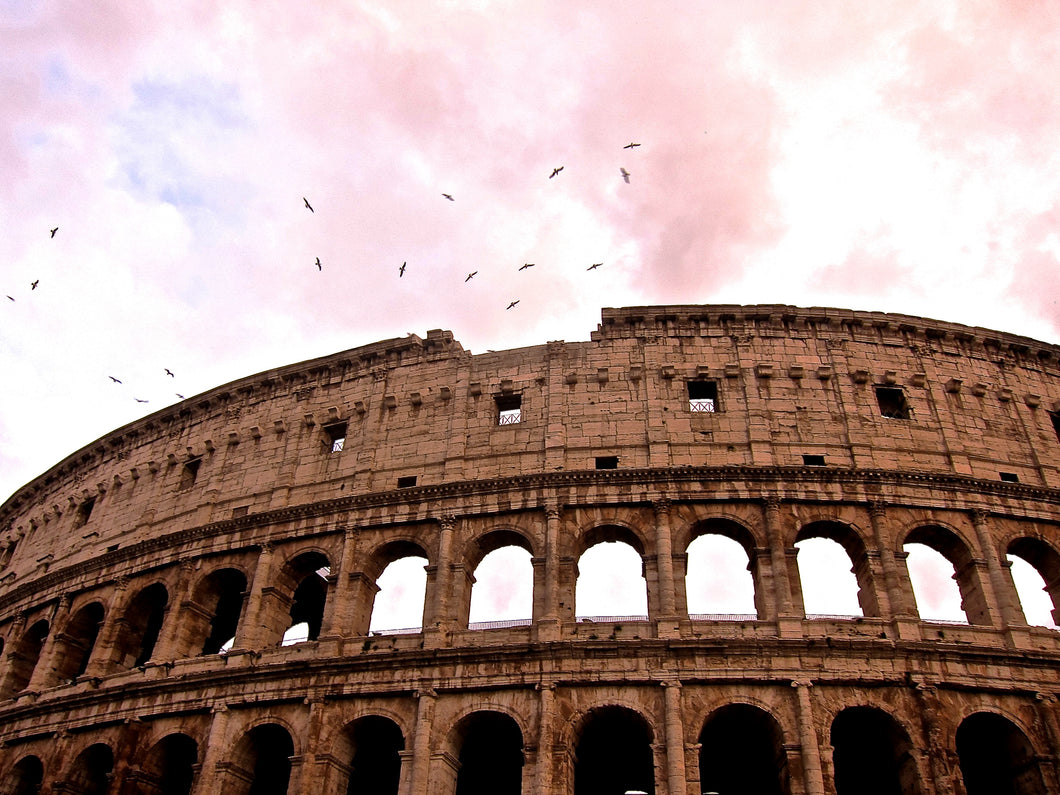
[999,471,1020,483]
[74,497,96,528]
[179,458,201,490]
[802,454,826,467]
[495,394,522,425]
[688,380,718,413]
[397,475,418,488]
[324,421,348,453]
[875,386,910,419]
[595,456,619,470]
[1050,411,1060,442]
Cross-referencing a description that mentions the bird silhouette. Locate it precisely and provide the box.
[442,193,454,201]
[587,263,603,270]
[620,168,630,184]
[623,142,641,149]
[50,227,58,238]
[506,300,520,310]
[315,257,322,271]
[134,398,148,403]
[399,261,406,277]
[465,271,478,282]
[176,393,185,400]
[519,263,535,271]
[6,296,13,302]
[30,280,39,290]
[165,369,175,377]
[549,167,564,179]
[109,376,122,384]
[303,197,314,212]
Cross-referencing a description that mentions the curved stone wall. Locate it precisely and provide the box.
[2,304,1060,794]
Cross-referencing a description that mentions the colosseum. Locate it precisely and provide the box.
[2,303,1060,794]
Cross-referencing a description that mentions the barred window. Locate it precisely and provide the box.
[496,394,522,425]
[324,421,348,453]
[688,380,718,412]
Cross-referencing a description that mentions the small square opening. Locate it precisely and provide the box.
[595,456,619,470]
[496,394,522,425]
[1049,411,1060,442]
[875,386,910,419]
[397,475,418,488]
[324,421,348,453]
[802,454,826,467]
[74,497,96,528]
[688,380,718,412]
[999,471,1020,483]
[180,458,202,490]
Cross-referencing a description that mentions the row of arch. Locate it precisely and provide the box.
[2,508,1059,700]
[1,702,1050,794]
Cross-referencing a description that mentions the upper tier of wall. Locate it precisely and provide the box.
[3,304,1060,581]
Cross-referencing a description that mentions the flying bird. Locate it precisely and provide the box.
[30,280,39,290]
[549,167,564,179]
[303,197,314,212]
[176,393,185,399]
[506,300,520,310]
[109,376,122,384]
[519,263,535,271]
[134,398,149,403]
[315,257,322,271]
[442,193,454,201]
[399,261,406,277]
[620,168,630,184]
[587,263,603,270]
[5,296,13,302]
[623,142,641,149]
[465,271,478,282]
[50,227,59,238]
[165,369,175,377]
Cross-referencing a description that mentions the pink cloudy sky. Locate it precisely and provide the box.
[3,2,1059,626]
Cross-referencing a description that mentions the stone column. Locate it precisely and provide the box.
[534,683,556,795]
[298,698,327,795]
[192,705,231,795]
[152,559,197,662]
[969,509,1023,634]
[792,681,825,795]
[27,595,70,692]
[662,681,687,794]
[405,689,436,795]
[83,577,131,678]
[233,542,276,652]
[654,501,679,638]
[424,517,455,648]
[536,506,562,641]
[1034,693,1060,792]
[914,683,952,795]
[868,502,922,641]
[763,498,799,635]
[320,526,359,638]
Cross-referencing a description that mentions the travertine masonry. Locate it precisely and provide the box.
[2,304,1060,794]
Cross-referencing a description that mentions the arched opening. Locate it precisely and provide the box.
[0,619,49,698]
[698,704,789,795]
[63,743,114,795]
[52,602,105,684]
[343,715,404,795]
[228,723,294,795]
[573,705,655,795]
[1007,537,1060,628]
[576,526,648,620]
[3,755,44,795]
[830,706,920,795]
[452,711,524,795]
[956,712,1047,795]
[279,551,330,646]
[795,522,870,617]
[904,526,982,624]
[369,550,428,633]
[468,534,534,627]
[135,733,198,795]
[686,532,758,618]
[191,568,248,654]
[114,583,169,668]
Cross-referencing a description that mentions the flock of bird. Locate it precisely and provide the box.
[300,141,641,314]
[5,141,643,411]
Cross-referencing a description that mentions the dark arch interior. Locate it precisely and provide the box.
[454,711,524,795]
[699,704,788,795]
[284,552,330,643]
[200,569,247,654]
[2,619,49,697]
[831,707,919,795]
[956,712,1046,795]
[243,723,294,795]
[66,743,114,795]
[119,583,168,668]
[345,715,404,795]
[574,706,655,795]
[140,733,198,795]
[55,602,105,682]
[7,755,44,795]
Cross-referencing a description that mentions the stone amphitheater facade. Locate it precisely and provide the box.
[3,304,1060,794]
